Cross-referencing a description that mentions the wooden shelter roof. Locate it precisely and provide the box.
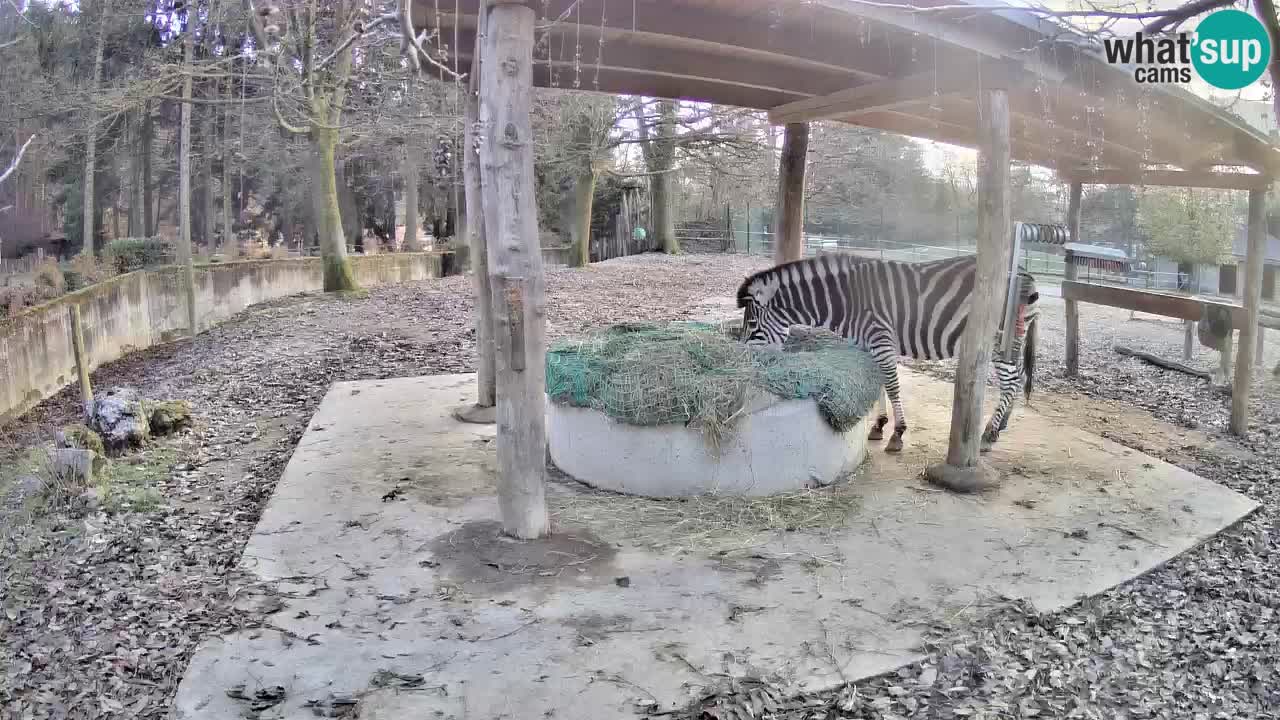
[417,0,1280,180]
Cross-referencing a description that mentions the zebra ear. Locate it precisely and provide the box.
[753,278,779,305]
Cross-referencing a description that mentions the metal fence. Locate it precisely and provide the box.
[0,248,50,278]
[679,222,1206,295]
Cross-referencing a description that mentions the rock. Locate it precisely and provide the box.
[87,388,151,455]
[56,423,105,456]
[149,400,193,436]
[50,448,103,486]
[79,486,102,510]
[16,474,44,498]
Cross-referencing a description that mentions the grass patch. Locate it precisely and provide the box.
[95,445,179,513]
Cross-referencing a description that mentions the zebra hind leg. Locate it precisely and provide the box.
[869,342,908,453]
[867,387,890,441]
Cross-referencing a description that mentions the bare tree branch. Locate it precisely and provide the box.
[1142,0,1237,34]
[0,133,36,187]
[831,0,1234,22]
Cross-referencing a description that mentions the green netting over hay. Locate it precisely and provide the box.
[545,321,884,439]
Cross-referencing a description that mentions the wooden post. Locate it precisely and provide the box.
[455,1,496,422]
[1063,181,1082,376]
[478,1,549,539]
[926,86,1012,492]
[1231,187,1268,435]
[774,122,809,264]
[1220,330,1234,381]
[1257,324,1266,364]
[69,305,93,415]
[1183,320,1194,361]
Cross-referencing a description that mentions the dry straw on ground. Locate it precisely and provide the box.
[547,468,865,552]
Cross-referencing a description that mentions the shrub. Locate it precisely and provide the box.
[34,259,65,294]
[104,237,173,273]
[60,424,106,456]
[0,284,59,317]
[62,253,117,291]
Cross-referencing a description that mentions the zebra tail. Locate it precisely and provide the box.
[1023,314,1037,402]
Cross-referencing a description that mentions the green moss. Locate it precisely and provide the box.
[149,400,193,436]
[61,424,105,456]
[323,255,360,293]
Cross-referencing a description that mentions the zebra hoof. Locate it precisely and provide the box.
[980,430,999,453]
[868,428,884,441]
[885,436,904,453]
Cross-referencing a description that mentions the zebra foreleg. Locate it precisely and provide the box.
[982,333,1026,451]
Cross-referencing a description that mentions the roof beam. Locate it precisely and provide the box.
[1062,169,1275,191]
[768,61,1023,125]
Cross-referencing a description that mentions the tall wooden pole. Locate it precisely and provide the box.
[479,0,549,539]
[1063,181,1082,376]
[1231,187,1268,435]
[926,86,1012,492]
[456,1,496,423]
[774,122,809,264]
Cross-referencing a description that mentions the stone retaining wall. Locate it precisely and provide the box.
[0,253,450,423]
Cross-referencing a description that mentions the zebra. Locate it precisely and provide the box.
[736,253,1040,453]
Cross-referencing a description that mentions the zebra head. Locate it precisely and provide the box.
[736,271,789,349]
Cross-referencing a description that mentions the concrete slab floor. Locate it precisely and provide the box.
[174,371,1258,720]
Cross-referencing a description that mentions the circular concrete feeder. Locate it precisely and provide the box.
[547,389,873,498]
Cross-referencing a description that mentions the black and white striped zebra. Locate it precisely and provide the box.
[736,253,1040,453]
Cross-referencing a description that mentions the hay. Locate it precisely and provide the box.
[545,321,883,445]
[547,469,864,552]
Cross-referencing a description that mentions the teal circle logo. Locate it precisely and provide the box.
[1192,9,1271,90]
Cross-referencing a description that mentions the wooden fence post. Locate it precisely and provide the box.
[1064,181,1082,376]
[479,0,549,539]
[69,305,93,416]
[926,84,1011,492]
[1231,187,1268,435]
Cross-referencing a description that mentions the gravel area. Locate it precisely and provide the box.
[1,252,1278,720]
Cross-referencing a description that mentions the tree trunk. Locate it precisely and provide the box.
[143,100,154,237]
[403,143,422,251]
[128,112,144,236]
[312,129,358,291]
[569,165,595,267]
[774,122,809,264]
[651,170,677,254]
[200,105,216,251]
[479,1,548,539]
[221,93,233,251]
[178,26,198,335]
[81,0,110,255]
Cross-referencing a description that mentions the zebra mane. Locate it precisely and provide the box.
[737,256,848,308]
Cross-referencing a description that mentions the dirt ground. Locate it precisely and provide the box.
[2,252,1279,720]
